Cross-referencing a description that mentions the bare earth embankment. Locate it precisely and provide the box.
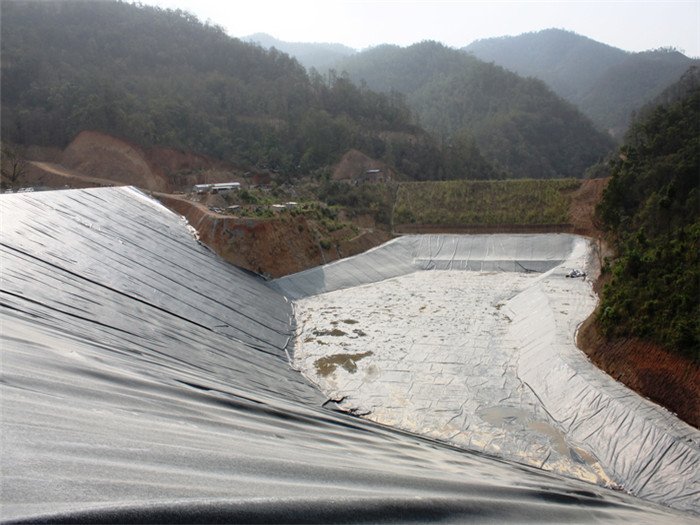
[577,316,699,428]
[157,193,390,278]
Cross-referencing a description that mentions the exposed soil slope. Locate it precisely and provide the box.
[577,315,699,428]
[568,177,608,236]
[332,149,396,181]
[570,177,698,428]
[24,161,118,189]
[56,130,235,193]
[62,131,170,192]
[157,193,390,278]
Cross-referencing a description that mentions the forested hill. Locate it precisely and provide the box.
[337,41,615,179]
[464,29,697,139]
[245,33,356,72]
[596,66,700,359]
[0,1,449,180]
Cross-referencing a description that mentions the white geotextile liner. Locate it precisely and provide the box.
[8,189,698,523]
[271,233,579,299]
[284,234,700,515]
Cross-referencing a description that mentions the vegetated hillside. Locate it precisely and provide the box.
[596,67,700,360]
[393,179,579,226]
[245,33,356,72]
[0,1,444,181]
[310,177,602,238]
[337,41,615,179]
[464,29,697,139]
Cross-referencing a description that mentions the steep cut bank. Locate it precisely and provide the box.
[590,71,700,417]
[574,176,699,428]
[578,315,700,428]
[158,193,391,278]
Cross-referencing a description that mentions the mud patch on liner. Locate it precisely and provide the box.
[314,328,347,337]
[478,406,611,485]
[315,351,373,376]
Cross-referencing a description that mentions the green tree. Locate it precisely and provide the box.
[0,144,26,189]
[596,73,700,359]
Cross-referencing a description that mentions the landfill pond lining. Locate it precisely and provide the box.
[293,270,612,486]
[277,227,700,515]
[1,186,698,523]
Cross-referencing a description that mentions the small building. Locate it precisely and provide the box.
[211,182,241,194]
[193,184,213,194]
[360,169,389,183]
[193,182,241,195]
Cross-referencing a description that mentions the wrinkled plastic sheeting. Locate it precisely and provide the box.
[278,234,699,515]
[271,233,583,299]
[508,283,700,512]
[1,187,696,524]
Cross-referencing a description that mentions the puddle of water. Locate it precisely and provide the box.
[478,406,599,467]
[478,406,529,427]
[315,351,373,376]
[528,420,570,457]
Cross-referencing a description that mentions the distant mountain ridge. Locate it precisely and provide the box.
[464,29,697,139]
[336,41,615,179]
[0,1,442,181]
[247,29,694,142]
[245,33,356,71]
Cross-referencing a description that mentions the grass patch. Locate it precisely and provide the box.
[394,179,580,225]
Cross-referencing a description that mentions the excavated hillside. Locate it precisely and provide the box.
[61,131,171,192]
[157,193,390,278]
[19,130,248,193]
[332,149,397,182]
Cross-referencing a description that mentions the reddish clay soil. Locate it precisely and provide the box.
[571,179,699,429]
[55,130,240,193]
[157,193,391,278]
[23,161,118,189]
[568,177,609,236]
[577,315,700,428]
[62,131,171,192]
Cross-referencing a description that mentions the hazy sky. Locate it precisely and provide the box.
[141,0,700,57]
